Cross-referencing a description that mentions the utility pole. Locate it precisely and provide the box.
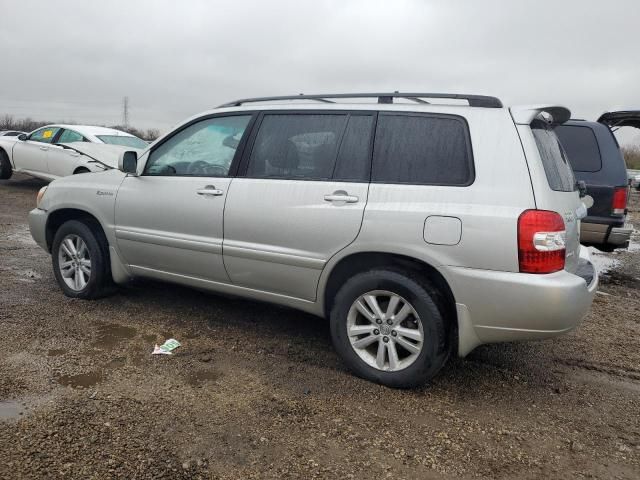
[122,96,129,128]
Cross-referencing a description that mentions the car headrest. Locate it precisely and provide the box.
[268,139,300,170]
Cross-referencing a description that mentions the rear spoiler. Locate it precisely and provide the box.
[510,105,571,126]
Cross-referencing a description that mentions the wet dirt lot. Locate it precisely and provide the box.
[1,174,639,479]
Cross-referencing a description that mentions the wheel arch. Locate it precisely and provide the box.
[45,208,105,252]
[321,251,458,353]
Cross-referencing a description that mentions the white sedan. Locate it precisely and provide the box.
[0,124,148,181]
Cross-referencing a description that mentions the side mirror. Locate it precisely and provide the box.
[18,133,27,141]
[576,180,587,198]
[118,151,138,175]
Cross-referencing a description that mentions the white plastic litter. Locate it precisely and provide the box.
[152,338,181,355]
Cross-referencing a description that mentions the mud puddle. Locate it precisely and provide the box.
[0,399,26,421]
[91,323,137,349]
[186,370,222,387]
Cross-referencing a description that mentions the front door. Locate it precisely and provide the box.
[223,112,374,301]
[12,126,61,174]
[114,114,253,283]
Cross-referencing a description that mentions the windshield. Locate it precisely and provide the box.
[97,135,148,149]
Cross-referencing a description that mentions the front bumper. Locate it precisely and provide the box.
[28,208,49,252]
[442,245,598,356]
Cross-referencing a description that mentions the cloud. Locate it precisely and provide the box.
[1,0,638,144]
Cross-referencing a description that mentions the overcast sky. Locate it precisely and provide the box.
[1,0,638,142]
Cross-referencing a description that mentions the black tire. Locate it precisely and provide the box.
[51,219,114,299]
[0,150,13,180]
[330,269,449,388]
[74,167,90,174]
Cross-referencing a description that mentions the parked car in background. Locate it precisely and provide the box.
[555,110,638,251]
[28,93,597,387]
[0,130,26,137]
[629,169,640,190]
[0,125,148,181]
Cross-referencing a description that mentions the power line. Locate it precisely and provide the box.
[122,96,129,127]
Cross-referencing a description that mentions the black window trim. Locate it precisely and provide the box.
[142,111,258,178]
[370,111,476,187]
[236,109,377,183]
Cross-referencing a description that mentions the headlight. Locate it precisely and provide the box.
[36,186,48,209]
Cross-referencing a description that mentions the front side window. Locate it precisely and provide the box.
[29,127,60,144]
[145,115,252,176]
[246,114,349,180]
[98,135,149,149]
[372,114,473,185]
[58,129,86,143]
[532,120,575,192]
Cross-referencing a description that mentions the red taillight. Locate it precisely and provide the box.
[612,187,628,215]
[518,210,566,274]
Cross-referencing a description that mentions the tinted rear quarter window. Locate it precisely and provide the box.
[555,125,602,172]
[531,120,575,192]
[372,114,473,185]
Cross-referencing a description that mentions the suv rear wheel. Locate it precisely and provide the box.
[51,220,113,299]
[330,269,449,388]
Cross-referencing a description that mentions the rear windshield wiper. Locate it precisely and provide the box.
[53,143,115,170]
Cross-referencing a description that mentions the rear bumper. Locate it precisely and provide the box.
[581,219,632,249]
[442,245,598,356]
[28,207,49,251]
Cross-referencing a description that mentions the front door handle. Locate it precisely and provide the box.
[39,146,48,151]
[324,190,359,203]
[196,185,224,196]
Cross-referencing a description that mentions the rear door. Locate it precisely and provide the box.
[223,111,374,301]
[47,128,87,177]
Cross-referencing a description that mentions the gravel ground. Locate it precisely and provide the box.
[1,173,639,479]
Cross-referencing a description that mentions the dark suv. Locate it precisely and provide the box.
[556,110,637,251]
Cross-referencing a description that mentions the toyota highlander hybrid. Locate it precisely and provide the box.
[28,93,597,387]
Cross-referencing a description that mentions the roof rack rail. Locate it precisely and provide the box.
[218,92,503,109]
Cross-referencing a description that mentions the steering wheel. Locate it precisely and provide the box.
[186,160,227,176]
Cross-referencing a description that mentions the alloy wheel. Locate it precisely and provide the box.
[346,290,424,372]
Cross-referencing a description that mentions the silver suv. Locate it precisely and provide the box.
[28,93,598,387]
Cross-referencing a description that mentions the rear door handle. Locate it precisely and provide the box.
[39,146,48,151]
[196,186,224,196]
[68,151,80,157]
[324,191,359,203]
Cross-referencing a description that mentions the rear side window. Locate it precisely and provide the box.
[58,129,86,143]
[372,114,473,185]
[555,125,602,172]
[531,120,575,192]
[247,114,349,180]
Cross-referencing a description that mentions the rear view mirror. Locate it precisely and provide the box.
[119,151,138,175]
[18,133,27,141]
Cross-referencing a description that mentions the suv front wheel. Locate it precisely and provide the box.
[330,269,449,388]
[51,220,113,299]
